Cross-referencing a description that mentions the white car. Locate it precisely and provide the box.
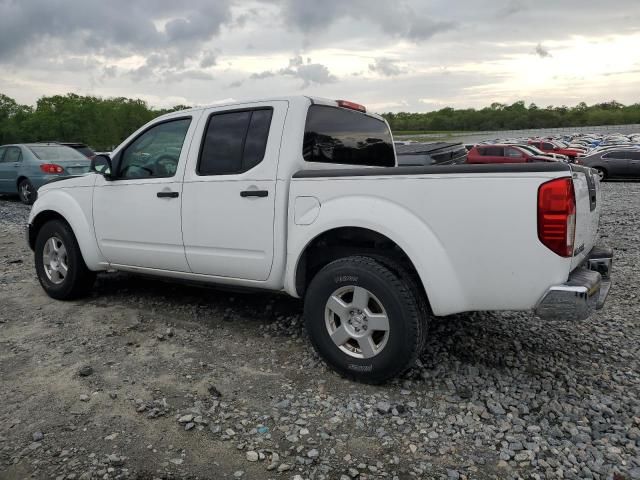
[27,96,613,383]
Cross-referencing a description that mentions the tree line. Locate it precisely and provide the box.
[382,100,640,132]
[0,93,188,151]
[2,93,640,150]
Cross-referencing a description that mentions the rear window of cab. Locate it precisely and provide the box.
[303,105,395,167]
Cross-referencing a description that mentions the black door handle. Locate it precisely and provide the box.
[240,190,268,198]
[157,191,179,198]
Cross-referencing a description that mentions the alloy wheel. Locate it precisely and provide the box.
[42,236,69,284]
[324,285,390,359]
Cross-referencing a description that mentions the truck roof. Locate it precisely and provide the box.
[158,95,386,122]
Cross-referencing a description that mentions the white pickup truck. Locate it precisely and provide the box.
[27,96,613,383]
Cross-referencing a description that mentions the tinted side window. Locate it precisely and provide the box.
[118,118,191,179]
[485,147,503,156]
[505,147,521,158]
[5,147,22,162]
[0,147,6,162]
[198,108,273,176]
[543,143,555,150]
[603,151,627,160]
[476,147,487,156]
[303,105,394,167]
[630,152,640,161]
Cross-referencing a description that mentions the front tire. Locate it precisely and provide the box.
[304,256,425,383]
[18,179,37,205]
[34,220,96,300]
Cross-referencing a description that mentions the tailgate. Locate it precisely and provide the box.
[571,165,600,270]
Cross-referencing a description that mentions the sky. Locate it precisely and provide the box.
[1,0,639,113]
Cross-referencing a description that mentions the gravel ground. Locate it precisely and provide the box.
[1,182,639,480]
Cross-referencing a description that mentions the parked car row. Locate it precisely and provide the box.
[470,131,640,180]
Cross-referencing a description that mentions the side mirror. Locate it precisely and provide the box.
[91,154,113,178]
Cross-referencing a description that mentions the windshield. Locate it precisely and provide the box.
[28,145,89,161]
[524,145,545,155]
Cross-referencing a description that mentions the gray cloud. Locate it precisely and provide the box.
[249,55,337,87]
[200,51,218,69]
[535,43,552,58]
[0,0,232,61]
[369,58,405,77]
[279,0,455,42]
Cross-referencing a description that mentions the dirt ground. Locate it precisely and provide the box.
[1,183,639,480]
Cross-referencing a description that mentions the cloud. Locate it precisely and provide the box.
[278,0,455,42]
[497,0,528,17]
[249,55,337,87]
[368,58,405,77]
[200,51,218,69]
[0,0,232,62]
[535,43,552,58]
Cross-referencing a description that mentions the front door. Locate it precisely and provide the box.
[93,115,198,272]
[181,101,287,281]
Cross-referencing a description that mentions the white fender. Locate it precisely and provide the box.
[29,182,106,270]
[285,195,467,316]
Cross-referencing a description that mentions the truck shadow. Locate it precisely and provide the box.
[90,271,613,386]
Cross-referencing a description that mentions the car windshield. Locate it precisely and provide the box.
[525,145,546,155]
[28,145,89,161]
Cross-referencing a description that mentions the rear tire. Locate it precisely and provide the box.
[594,167,607,181]
[304,255,425,383]
[34,220,96,300]
[18,179,37,205]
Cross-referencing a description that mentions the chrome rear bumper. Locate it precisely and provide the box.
[535,246,612,321]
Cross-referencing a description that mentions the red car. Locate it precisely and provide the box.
[466,144,555,164]
[528,140,582,160]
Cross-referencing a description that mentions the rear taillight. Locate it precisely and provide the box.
[537,177,576,257]
[40,163,64,174]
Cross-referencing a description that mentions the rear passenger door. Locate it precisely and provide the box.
[0,147,22,193]
[504,147,525,163]
[181,101,288,281]
[484,146,504,163]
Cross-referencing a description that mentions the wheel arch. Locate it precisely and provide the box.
[16,175,28,188]
[286,196,467,316]
[28,192,106,270]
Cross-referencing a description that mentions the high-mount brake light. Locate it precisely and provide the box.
[336,100,366,113]
[40,163,64,174]
[537,177,576,257]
